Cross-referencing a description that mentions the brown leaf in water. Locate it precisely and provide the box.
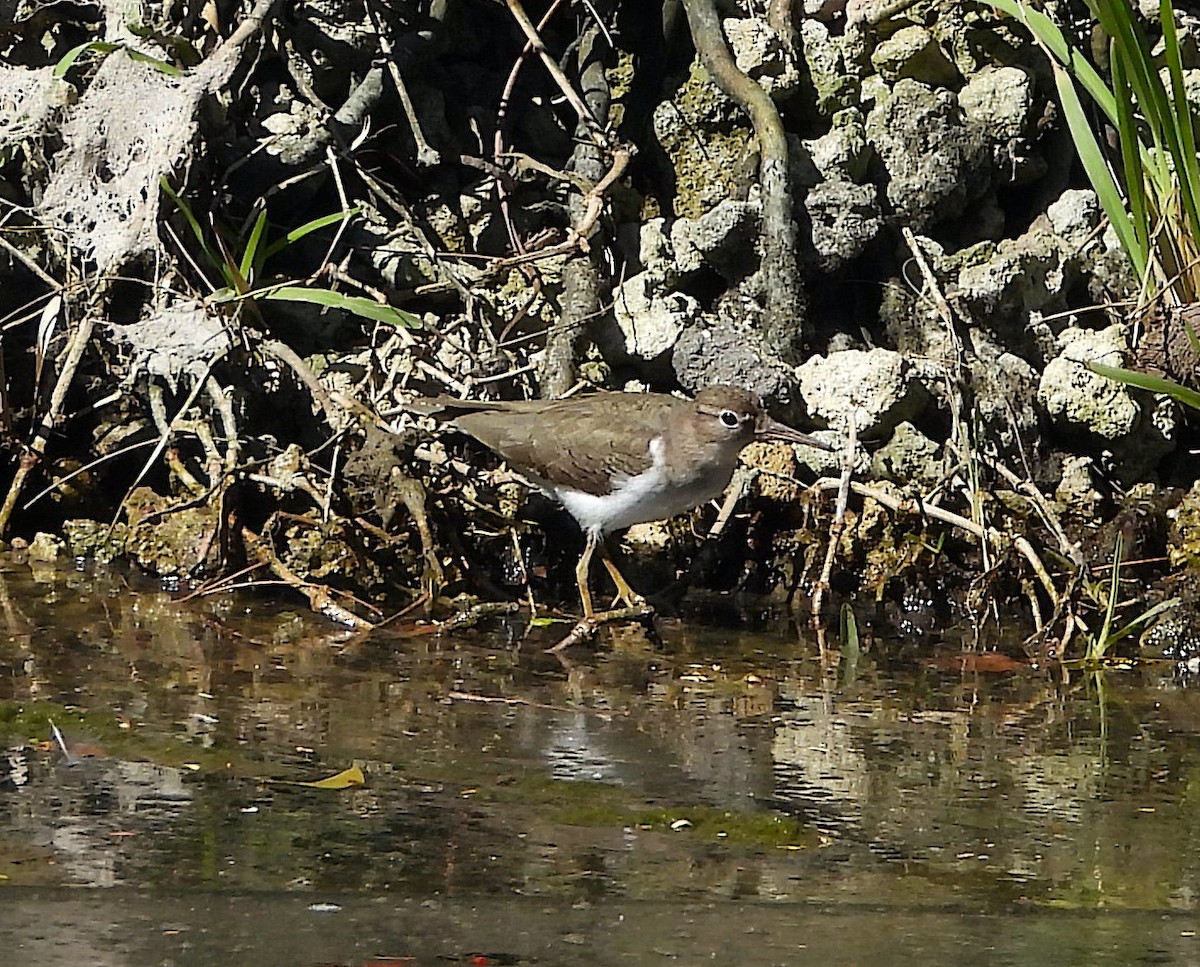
[922,652,1025,673]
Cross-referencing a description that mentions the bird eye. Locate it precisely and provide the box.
[719,409,740,428]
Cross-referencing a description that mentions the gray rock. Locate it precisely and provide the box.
[871,421,942,485]
[859,71,891,111]
[805,0,849,18]
[651,62,755,220]
[1038,325,1140,440]
[673,322,797,404]
[870,25,959,86]
[953,223,1068,323]
[670,198,762,280]
[958,66,1033,141]
[866,79,987,230]
[1055,455,1103,518]
[606,272,699,361]
[804,179,884,270]
[805,108,871,181]
[959,65,1040,185]
[796,348,929,436]
[725,17,801,96]
[636,217,676,277]
[1046,189,1101,252]
[800,18,858,114]
[968,347,1042,451]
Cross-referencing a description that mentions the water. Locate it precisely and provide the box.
[1,558,1198,965]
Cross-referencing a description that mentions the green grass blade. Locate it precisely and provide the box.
[1052,63,1146,276]
[1109,48,1151,263]
[1160,0,1200,238]
[1092,1,1158,112]
[1094,533,1123,655]
[261,286,423,327]
[53,41,121,79]
[159,177,226,285]
[1106,596,1180,645]
[259,207,362,263]
[124,47,183,77]
[239,209,268,284]
[1087,360,1200,410]
[1097,0,1200,245]
[992,1,1121,124]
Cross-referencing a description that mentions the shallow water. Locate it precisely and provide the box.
[1,558,1199,965]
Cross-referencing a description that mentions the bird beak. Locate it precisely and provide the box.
[756,415,837,452]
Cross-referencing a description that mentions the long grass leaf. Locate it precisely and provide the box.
[1106,596,1180,645]
[124,48,184,77]
[261,286,423,327]
[992,1,1120,124]
[1052,64,1146,275]
[1110,50,1151,264]
[1093,0,1168,141]
[1087,360,1200,410]
[1097,1,1175,200]
[1089,532,1123,659]
[1160,0,1200,241]
[53,41,120,79]
[239,209,268,284]
[260,207,362,263]
[159,177,224,276]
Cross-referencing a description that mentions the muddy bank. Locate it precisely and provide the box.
[1,2,1198,654]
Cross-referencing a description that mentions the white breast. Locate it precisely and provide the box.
[549,437,733,536]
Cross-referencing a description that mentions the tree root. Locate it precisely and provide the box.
[681,0,803,356]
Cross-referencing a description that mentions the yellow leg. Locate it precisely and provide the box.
[596,539,647,610]
[576,529,599,619]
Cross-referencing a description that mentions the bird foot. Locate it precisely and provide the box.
[610,590,649,611]
[546,602,656,652]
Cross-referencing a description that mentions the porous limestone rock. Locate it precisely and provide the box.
[958,65,1033,141]
[796,348,929,436]
[670,198,761,280]
[608,272,699,361]
[725,17,802,95]
[1046,189,1102,252]
[870,421,942,486]
[1038,322,1180,480]
[800,18,859,115]
[804,179,884,270]
[870,25,959,87]
[865,79,987,230]
[805,108,872,182]
[960,65,1042,185]
[673,321,796,404]
[953,223,1068,324]
[1055,455,1103,518]
[1038,325,1138,440]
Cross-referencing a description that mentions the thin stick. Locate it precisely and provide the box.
[0,314,95,535]
[811,414,856,660]
[505,0,609,148]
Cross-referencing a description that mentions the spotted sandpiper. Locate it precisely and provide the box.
[411,386,833,618]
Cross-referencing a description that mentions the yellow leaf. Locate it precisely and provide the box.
[293,765,366,789]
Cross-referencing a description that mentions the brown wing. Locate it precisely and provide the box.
[453,393,682,496]
[405,396,533,420]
